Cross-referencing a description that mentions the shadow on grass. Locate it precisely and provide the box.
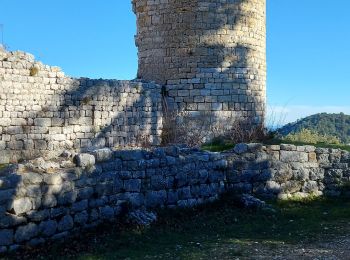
[6,195,350,259]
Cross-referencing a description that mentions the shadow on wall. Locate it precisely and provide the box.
[136,0,266,125]
[0,71,162,162]
[0,144,349,250]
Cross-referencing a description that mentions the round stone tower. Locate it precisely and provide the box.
[133,0,266,125]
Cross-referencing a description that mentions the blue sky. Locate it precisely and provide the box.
[1,0,350,124]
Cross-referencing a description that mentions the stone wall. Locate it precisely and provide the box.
[133,0,266,124]
[0,49,163,162]
[0,144,349,252]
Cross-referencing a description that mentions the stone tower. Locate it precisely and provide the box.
[133,0,266,125]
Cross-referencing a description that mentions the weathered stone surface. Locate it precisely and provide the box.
[42,195,57,208]
[71,200,88,212]
[91,148,113,162]
[145,190,167,208]
[57,191,77,205]
[22,172,42,185]
[15,223,38,243]
[99,206,114,220]
[0,189,16,204]
[280,151,308,163]
[27,209,50,222]
[74,211,89,225]
[75,154,96,168]
[124,179,141,192]
[127,209,157,227]
[12,197,32,215]
[57,215,73,232]
[43,173,62,185]
[39,220,57,237]
[234,143,248,155]
[0,229,13,246]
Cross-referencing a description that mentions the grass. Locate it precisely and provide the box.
[0,164,9,171]
[201,142,235,152]
[9,196,350,260]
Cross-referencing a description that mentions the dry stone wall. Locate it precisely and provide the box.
[0,49,163,163]
[133,0,266,124]
[0,144,349,252]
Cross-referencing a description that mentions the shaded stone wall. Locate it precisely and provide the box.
[133,0,266,123]
[0,144,349,252]
[0,49,163,162]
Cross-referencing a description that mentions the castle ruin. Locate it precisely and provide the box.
[0,0,266,162]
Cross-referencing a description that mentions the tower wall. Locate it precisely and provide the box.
[133,0,266,124]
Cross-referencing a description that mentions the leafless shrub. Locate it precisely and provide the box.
[162,110,269,147]
[134,132,153,149]
[161,111,214,147]
[225,118,267,144]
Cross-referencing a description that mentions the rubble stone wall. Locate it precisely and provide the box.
[0,144,349,252]
[0,49,163,162]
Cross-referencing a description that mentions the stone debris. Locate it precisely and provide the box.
[127,209,157,227]
[24,158,60,173]
[240,194,266,209]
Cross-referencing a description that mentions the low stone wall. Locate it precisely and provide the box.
[0,144,349,252]
[0,49,163,163]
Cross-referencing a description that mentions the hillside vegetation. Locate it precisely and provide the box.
[278,113,350,144]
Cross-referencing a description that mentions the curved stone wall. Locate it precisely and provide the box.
[133,0,266,123]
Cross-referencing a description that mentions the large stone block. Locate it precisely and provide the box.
[12,197,32,215]
[57,215,74,232]
[39,220,57,237]
[145,190,167,208]
[75,153,96,168]
[0,229,13,246]
[280,151,308,163]
[34,118,51,127]
[15,223,39,243]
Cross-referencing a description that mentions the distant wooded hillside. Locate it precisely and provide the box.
[277,113,350,144]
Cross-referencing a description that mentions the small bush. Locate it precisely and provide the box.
[283,129,341,145]
[81,96,92,105]
[29,66,39,76]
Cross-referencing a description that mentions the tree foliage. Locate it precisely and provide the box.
[283,129,341,145]
[278,113,350,144]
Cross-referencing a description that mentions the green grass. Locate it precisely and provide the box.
[201,143,235,152]
[0,164,9,171]
[11,196,350,260]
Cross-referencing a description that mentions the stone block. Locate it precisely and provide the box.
[12,197,32,215]
[74,153,95,168]
[91,148,112,162]
[15,223,38,243]
[0,229,13,246]
[74,211,89,225]
[99,206,114,220]
[34,118,51,127]
[145,190,166,208]
[280,151,308,163]
[39,220,57,237]
[124,179,141,192]
[57,215,74,232]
